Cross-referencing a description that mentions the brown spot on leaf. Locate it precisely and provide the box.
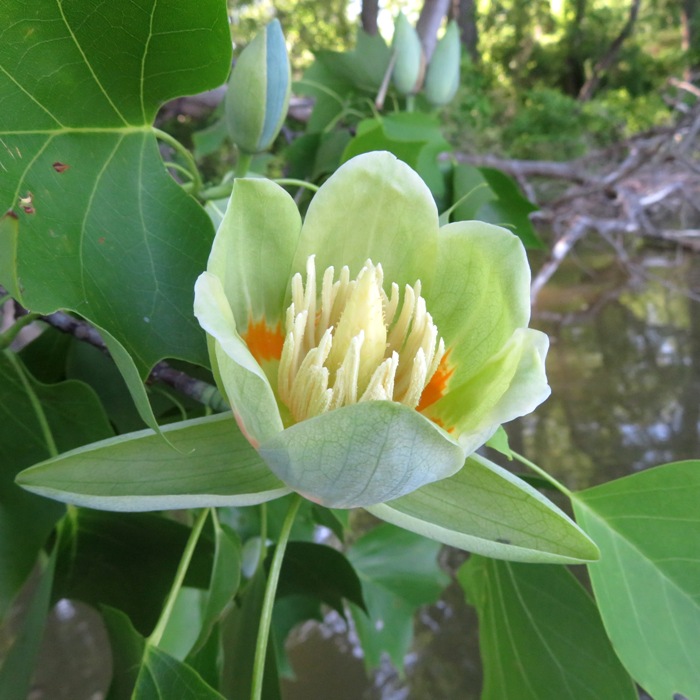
[98,236,106,244]
[52,161,70,173]
[5,210,18,220]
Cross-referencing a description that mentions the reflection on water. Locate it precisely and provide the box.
[283,243,700,699]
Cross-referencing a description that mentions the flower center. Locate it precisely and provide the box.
[278,256,445,423]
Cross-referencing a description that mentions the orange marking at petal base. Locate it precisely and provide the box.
[417,351,455,412]
[242,318,284,363]
[431,415,455,434]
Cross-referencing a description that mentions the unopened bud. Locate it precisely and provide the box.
[392,12,425,96]
[225,19,291,154]
[424,21,461,107]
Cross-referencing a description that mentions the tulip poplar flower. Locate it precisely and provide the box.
[194,151,550,509]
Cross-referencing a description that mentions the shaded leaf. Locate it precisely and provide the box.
[273,542,365,615]
[53,510,214,636]
[189,518,242,655]
[459,556,637,700]
[573,461,700,700]
[0,547,56,700]
[102,606,224,700]
[134,645,226,699]
[0,350,112,618]
[347,524,448,670]
[451,164,542,249]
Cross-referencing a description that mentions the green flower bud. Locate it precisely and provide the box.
[225,19,290,154]
[424,21,461,107]
[392,12,425,96]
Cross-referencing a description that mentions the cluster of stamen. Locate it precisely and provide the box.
[278,256,445,423]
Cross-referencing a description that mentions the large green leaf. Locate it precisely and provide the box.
[573,461,700,700]
[189,517,242,655]
[53,509,214,636]
[0,0,232,429]
[102,606,225,700]
[347,524,448,670]
[273,542,365,615]
[0,350,112,618]
[367,452,599,563]
[16,413,291,511]
[450,163,542,249]
[459,556,637,700]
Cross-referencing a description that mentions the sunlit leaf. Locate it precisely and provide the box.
[0,0,232,430]
[459,556,637,700]
[368,453,599,563]
[573,460,700,700]
[16,413,291,511]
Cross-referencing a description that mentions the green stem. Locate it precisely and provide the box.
[235,151,253,178]
[251,494,302,700]
[163,160,196,182]
[405,94,416,112]
[510,450,573,499]
[153,127,203,195]
[149,507,210,647]
[5,350,58,458]
[199,182,234,200]
[0,312,40,349]
[272,178,319,193]
[439,182,490,222]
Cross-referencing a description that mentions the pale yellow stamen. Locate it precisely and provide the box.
[278,256,445,423]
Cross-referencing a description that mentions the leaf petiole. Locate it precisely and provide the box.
[153,127,203,195]
[251,493,302,700]
[510,450,572,499]
[148,507,211,647]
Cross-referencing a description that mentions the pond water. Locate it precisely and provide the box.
[15,240,700,699]
[281,240,700,700]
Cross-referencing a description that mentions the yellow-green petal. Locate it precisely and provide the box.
[422,328,549,450]
[292,152,439,297]
[194,272,283,446]
[258,402,464,508]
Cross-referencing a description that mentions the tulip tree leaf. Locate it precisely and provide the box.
[459,556,637,700]
[0,350,112,619]
[572,461,700,700]
[347,524,448,670]
[451,164,542,249]
[0,0,232,431]
[101,606,225,700]
[189,517,242,655]
[341,113,451,201]
[16,413,291,512]
[367,452,599,563]
[52,509,214,636]
[274,541,365,615]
